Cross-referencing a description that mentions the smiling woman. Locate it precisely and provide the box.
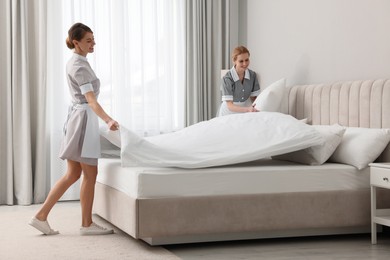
[46,0,186,200]
[218,46,261,116]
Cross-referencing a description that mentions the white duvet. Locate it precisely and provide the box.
[107,112,324,168]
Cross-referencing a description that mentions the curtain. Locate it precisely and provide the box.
[47,0,186,200]
[185,0,231,125]
[46,0,80,201]
[0,0,231,204]
[0,0,48,205]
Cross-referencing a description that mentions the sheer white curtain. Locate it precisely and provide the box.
[61,0,186,134]
[47,0,186,200]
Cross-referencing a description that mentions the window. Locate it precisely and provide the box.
[61,0,186,135]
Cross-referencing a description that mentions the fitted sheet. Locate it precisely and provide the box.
[97,158,370,199]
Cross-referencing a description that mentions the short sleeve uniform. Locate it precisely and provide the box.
[58,53,101,166]
[218,67,260,116]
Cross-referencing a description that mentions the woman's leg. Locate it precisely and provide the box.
[35,160,82,221]
[29,160,82,235]
[78,163,113,235]
[79,163,98,227]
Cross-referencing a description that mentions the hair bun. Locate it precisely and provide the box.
[66,37,74,49]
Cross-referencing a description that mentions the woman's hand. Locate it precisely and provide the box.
[84,92,120,130]
[107,119,120,131]
[246,106,259,112]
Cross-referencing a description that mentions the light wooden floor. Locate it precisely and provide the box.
[165,232,390,259]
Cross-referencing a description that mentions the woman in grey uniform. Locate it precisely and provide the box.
[218,46,261,116]
[29,23,119,236]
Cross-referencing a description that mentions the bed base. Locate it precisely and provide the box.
[142,227,372,246]
[93,182,390,245]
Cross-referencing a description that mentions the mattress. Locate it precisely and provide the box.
[96,158,370,199]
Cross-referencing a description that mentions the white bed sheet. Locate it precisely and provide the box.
[118,112,324,168]
[96,158,370,199]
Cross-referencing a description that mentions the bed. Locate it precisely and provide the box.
[93,79,390,245]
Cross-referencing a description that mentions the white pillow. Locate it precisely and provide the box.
[99,125,121,148]
[273,124,345,165]
[328,127,390,169]
[253,78,286,112]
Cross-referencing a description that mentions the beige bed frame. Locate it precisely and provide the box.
[94,79,390,245]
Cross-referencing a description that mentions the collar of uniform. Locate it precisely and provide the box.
[230,66,250,82]
[73,52,88,62]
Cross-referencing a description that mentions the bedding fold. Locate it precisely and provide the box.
[117,112,324,168]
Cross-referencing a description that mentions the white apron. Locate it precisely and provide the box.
[217,99,253,117]
[77,104,101,158]
[64,103,101,159]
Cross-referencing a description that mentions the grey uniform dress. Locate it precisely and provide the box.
[59,53,101,166]
[218,67,260,116]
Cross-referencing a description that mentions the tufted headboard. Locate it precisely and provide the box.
[286,79,390,162]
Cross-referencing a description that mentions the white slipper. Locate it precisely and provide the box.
[29,217,59,235]
[80,222,114,236]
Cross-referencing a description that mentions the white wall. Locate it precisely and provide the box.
[246,0,390,88]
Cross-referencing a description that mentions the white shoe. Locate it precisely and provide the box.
[29,217,59,235]
[80,222,114,236]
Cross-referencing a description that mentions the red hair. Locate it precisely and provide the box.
[231,46,250,62]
